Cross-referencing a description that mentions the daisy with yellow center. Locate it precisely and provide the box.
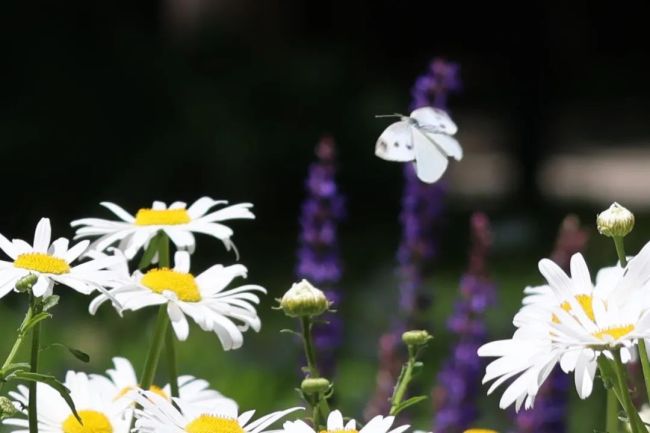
[89,251,266,350]
[90,357,237,413]
[71,197,255,260]
[131,390,301,433]
[0,218,126,298]
[282,410,409,433]
[480,246,650,410]
[3,371,131,433]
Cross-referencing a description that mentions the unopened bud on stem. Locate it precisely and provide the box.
[597,202,635,238]
[402,329,433,346]
[279,279,330,318]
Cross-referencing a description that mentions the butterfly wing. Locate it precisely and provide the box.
[410,106,458,135]
[412,128,448,183]
[420,131,463,160]
[375,120,415,162]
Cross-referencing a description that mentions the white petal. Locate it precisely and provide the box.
[33,218,51,253]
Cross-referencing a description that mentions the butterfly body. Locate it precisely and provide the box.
[375,107,462,183]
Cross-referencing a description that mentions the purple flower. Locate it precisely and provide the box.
[295,136,345,379]
[513,215,588,433]
[432,213,496,433]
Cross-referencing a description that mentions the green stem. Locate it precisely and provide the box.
[607,387,620,433]
[638,340,650,407]
[299,316,330,428]
[165,327,179,398]
[28,295,41,433]
[1,301,34,373]
[139,305,169,390]
[389,346,415,416]
[612,351,646,433]
[613,236,628,267]
[300,317,319,378]
[158,232,170,268]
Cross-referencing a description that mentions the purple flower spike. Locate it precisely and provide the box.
[365,58,461,420]
[513,215,588,433]
[295,136,346,379]
[432,213,496,433]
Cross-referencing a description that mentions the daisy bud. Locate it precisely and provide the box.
[301,377,330,395]
[279,279,330,318]
[15,274,38,293]
[0,397,17,418]
[402,329,433,346]
[597,202,635,238]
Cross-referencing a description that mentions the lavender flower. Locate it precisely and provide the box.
[432,213,496,433]
[295,136,345,379]
[365,58,461,419]
[513,215,588,433]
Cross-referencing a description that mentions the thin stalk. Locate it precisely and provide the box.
[156,233,179,397]
[606,387,620,433]
[139,305,169,390]
[299,316,330,428]
[612,351,646,433]
[389,346,416,416]
[613,236,628,267]
[28,295,41,433]
[1,301,34,372]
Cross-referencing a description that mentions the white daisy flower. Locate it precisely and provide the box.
[89,251,265,350]
[132,390,301,433]
[0,217,126,298]
[283,410,409,433]
[91,356,236,411]
[71,197,254,259]
[3,370,131,433]
[479,245,650,410]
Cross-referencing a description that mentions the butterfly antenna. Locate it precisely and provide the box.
[375,113,405,119]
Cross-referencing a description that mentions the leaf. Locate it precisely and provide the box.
[21,312,52,334]
[41,295,60,312]
[41,343,90,363]
[279,329,301,338]
[138,233,161,269]
[0,363,30,378]
[391,395,428,416]
[13,371,80,422]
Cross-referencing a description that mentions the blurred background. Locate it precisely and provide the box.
[3,1,650,432]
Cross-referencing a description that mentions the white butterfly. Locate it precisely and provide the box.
[375,107,463,183]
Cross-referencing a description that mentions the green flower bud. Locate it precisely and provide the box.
[402,329,433,346]
[279,279,330,318]
[15,274,38,293]
[301,377,330,395]
[0,396,17,418]
[597,202,635,238]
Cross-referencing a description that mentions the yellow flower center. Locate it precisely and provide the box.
[553,294,595,323]
[14,253,70,274]
[320,430,359,433]
[463,430,499,433]
[114,384,169,401]
[593,325,635,341]
[62,410,113,433]
[185,415,245,433]
[141,268,201,302]
[134,208,191,226]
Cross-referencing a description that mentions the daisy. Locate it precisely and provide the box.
[479,246,650,410]
[89,251,266,350]
[132,390,301,433]
[71,197,255,259]
[91,357,236,411]
[0,218,126,298]
[3,370,131,433]
[283,410,409,433]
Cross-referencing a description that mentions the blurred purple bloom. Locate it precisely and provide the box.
[365,58,460,419]
[433,213,496,433]
[513,215,588,433]
[295,136,345,379]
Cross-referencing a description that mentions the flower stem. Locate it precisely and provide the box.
[612,350,646,433]
[299,316,330,428]
[606,387,620,433]
[139,304,169,390]
[28,294,41,433]
[613,236,628,267]
[389,345,416,416]
[165,327,179,398]
[1,300,34,373]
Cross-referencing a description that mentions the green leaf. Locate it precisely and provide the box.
[13,371,80,422]
[41,295,60,312]
[0,362,30,378]
[391,395,428,416]
[41,343,90,363]
[279,329,301,337]
[138,233,161,269]
[21,312,52,334]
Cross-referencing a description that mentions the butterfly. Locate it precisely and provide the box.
[375,107,463,183]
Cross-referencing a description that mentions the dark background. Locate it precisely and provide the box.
[2,2,650,432]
